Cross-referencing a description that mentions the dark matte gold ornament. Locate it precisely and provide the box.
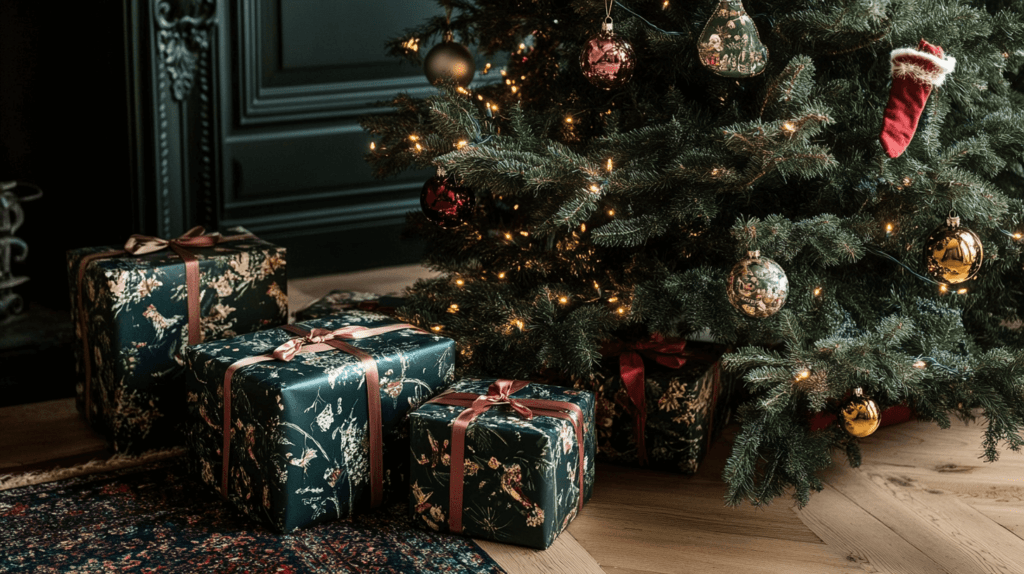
[726,250,789,318]
[424,31,476,87]
[580,20,636,90]
[922,214,983,285]
[841,388,882,438]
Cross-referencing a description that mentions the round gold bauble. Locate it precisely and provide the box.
[726,250,789,318]
[424,34,476,87]
[841,389,882,438]
[922,215,983,285]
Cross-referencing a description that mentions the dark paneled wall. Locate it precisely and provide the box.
[126,0,442,278]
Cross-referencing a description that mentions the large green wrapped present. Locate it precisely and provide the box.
[409,378,595,549]
[294,290,405,322]
[572,339,732,474]
[184,311,456,532]
[67,227,288,453]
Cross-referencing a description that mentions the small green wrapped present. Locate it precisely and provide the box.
[572,339,732,474]
[409,378,595,549]
[67,227,287,453]
[184,311,456,532]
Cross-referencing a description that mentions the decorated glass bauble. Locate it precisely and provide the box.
[424,32,476,87]
[420,174,474,227]
[580,21,635,90]
[697,0,768,78]
[922,214,983,285]
[726,251,789,318]
[841,388,882,438]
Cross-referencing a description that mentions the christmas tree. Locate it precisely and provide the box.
[362,0,1024,506]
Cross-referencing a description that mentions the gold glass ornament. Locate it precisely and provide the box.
[922,214,983,285]
[841,388,882,438]
[726,250,789,318]
[424,31,476,87]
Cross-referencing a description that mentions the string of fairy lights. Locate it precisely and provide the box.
[375,5,1016,389]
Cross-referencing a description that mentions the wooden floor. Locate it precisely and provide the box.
[2,265,1023,573]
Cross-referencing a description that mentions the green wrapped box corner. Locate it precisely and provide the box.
[185,311,456,532]
[409,378,596,549]
[294,289,405,322]
[66,228,288,453]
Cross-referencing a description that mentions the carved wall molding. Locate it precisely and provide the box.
[155,0,217,102]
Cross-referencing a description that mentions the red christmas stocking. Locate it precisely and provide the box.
[879,39,956,158]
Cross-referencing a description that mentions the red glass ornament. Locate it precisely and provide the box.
[420,175,474,227]
[580,21,635,90]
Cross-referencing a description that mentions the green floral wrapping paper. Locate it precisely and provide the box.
[572,349,734,474]
[66,228,288,453]
[294,290,406,322]
[409,379,596,550]
[184,311,456,533]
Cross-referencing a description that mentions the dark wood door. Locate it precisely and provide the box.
[128,0,447,277]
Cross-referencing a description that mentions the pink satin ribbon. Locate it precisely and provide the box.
[426,380,586,534]
[219,322,426,507]
[74,226,253,421]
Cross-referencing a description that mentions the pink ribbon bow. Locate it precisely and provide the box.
[426,380,586,533]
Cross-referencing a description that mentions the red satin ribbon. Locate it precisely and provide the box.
[426,380,586,534]
[74,226,253,421]
[219,322,426,507]
[601,335,706,465]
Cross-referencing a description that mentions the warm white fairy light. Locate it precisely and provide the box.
[814,287,822,297]
[558,296,568,304]
[607,209,615,217]
[455,278,465,286]
[414,143,422,151]
[589,184,600,193]
[504,232,513,240]
[939,284,948,293]
[456,86,471,95]
[448,304,459,313]
[796,369,810,380]
[607,158,613,171]
[783,122,796,132]
[914,360,927,368]
[616,306,626,315]
[456,140,468,149]
[1015,232,1022,240]
[581,223,587,232]
[369,142,376,150]
[431,325,443,332]
[565,116,574,124]
[957,288,968,294]
[498,271,506,279]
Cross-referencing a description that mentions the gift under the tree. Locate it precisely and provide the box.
[572,338,732,474]
[184,311,456,532]
[294,290,406,322]
[67,226,288,453]
[409,378,595,550]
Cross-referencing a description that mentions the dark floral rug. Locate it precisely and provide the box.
[0,458,506,574]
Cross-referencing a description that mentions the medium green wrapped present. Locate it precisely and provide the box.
[184,311,456,532]
[294,290,405,322]
[572,339,732,474]
[409,378,595,549]
[67,226,288,453]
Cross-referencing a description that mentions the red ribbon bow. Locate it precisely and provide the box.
[600,335,709,465]
[219,322,425,508]
[74,226,253,422]
[426,380,586,534]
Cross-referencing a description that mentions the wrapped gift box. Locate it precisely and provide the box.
[294,290,405,322]
[67,227,288,453]
[184,311,456,532]
[572,342,733,474]
[409,378,595,549]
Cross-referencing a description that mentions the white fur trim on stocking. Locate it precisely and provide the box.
[890,47,956,87]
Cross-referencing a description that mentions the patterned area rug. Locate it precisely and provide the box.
[0,458,506,574]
